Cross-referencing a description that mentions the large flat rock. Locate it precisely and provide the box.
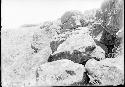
[35,59,87,86]
[85,57,124,86]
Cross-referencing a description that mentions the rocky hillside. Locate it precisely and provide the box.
[1,0,124,86]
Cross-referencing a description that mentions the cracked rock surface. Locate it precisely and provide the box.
[85,57,124,86]
[35,59,87,86]
[48,27,105,64]
[1,2,124,86]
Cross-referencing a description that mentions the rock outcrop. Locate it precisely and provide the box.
[35,59,87,86]
[48,27,105,64]
[85,58,124,86]
[61,10,84,30]
[53,27,95,54]
[1,7,124,87]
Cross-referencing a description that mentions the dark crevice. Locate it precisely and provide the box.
[50,40,65,53]
[65,70,76,75]
[94,29,122,58]
[48,50,93,66]
[31,44,39,53]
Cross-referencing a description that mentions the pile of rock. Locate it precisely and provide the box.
[1,10,124,87]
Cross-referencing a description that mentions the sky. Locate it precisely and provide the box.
[1,0,104,29]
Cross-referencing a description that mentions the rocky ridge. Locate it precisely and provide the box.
[1,1,124,86]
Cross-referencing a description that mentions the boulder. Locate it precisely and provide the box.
[35,59,87,86]
[85,58,124,86]
[48,27,105,64]
[61,10,83,30]
[53,27,95,54]
[50,30,73,53]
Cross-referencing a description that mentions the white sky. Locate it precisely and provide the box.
[1,0,104,29]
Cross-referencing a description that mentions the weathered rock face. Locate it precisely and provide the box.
[61,10,83,30]
[48,45,105,66]
[53,27,95,54]
[48,27,105,64]
[50,29,75,53]
[35,59,87,86]
[39,20,64,54]
[2,6,124,87]
[85,58,124,86]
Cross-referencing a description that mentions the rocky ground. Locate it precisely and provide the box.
[1,0,124,86]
